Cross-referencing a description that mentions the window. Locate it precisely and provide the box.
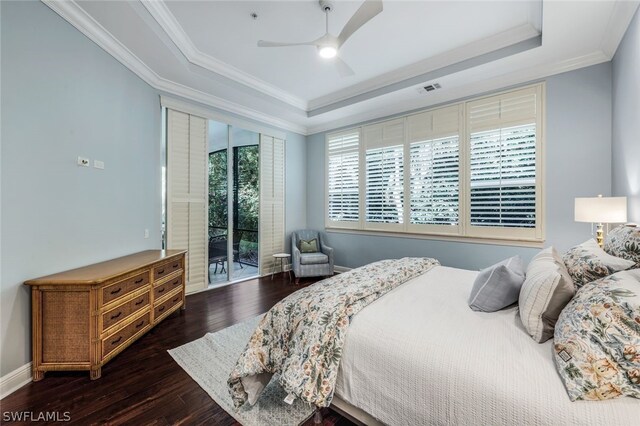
[407,105,461,235]
[325,83,544,244]
[326,130,361,227]
[365,145,404,225]
[466,86,542,241]
[363,119,405,230]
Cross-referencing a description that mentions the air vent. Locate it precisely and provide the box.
[416,83,441,95]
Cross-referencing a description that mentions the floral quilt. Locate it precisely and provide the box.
[554,269,640,401]
[604,225,640,267]
[228,257,440,408]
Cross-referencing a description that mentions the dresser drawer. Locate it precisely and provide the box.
[129,291,150,315]
[154,291,183,319]
[153,258,182,281]
[102,312,150,358]
[102,301,130,331]
[154,275,183,300]
[102,271,149,304]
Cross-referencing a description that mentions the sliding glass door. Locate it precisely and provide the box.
[207,122,260,287]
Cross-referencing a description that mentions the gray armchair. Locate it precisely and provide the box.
[291,230,334,284]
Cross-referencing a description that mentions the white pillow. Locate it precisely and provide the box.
[519,247,575,343]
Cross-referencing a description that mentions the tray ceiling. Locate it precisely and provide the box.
[44,0,639,134]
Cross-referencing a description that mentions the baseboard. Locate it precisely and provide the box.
[334,265,352,273]
[0,362,32,399]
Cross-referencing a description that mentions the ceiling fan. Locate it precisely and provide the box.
[257,0,383,77]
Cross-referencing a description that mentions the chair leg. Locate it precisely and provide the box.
[295,277,300,285]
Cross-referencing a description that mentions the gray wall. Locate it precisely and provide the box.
[612,8,640,223]
[307,63,613,270]
[0,0,307,376]
[0,1,162,376]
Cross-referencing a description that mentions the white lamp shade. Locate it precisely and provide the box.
[575,196,627,223]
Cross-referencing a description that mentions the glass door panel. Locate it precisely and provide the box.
[207,122,260,287]
[208,122,229,285]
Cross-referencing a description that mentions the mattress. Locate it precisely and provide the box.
[334,266,639,425]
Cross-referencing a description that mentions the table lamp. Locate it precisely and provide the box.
[575,195,627,247]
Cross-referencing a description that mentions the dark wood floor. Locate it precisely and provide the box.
[1,274,356,426]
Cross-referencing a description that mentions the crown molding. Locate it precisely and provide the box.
[42,0,308,135]
[42,0,159,88]
[140,0,308,110]
[306,50,610,135]
[600,0,640,58]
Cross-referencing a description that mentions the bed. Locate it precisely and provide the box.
[332,265,639,425]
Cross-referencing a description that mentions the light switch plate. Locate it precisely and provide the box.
[94,160,105,170]
[77,156,90,167]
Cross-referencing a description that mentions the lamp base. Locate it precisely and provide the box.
[596,223,604,248]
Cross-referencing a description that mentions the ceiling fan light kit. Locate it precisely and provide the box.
[318,45,337,59]
[256,0,383,76]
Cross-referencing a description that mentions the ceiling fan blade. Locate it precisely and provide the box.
[337,0,383,47]
[257,40,319,48]
[335,57,355,77]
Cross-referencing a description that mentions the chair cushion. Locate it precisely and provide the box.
[299,252,329,265]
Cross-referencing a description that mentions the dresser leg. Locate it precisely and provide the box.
[32,370,44,382]
[90,368,102,380]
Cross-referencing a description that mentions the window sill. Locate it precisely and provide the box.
[324,227,545,248]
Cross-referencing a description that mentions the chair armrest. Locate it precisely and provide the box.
[322,245,334,265]
[292,244,301,267]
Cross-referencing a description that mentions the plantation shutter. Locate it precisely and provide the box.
[363,118,405,231]
[167,109,207,293]
[259,135,285,276]
[407,105,461,235]
[466,86,543,240]
[326,129,360,228]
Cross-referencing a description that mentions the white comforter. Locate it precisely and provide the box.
[334,266,639,425]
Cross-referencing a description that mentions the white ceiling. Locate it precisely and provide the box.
[45,0,639,135]
[164,0,541,100]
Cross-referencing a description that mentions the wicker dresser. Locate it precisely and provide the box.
[24,250,186,381]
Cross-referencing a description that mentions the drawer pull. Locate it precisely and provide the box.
[172,279,179,286]
[135,320,145,329]
[157,268,165,275]
[110,287,122,295]
[134,278,143,284]
[111,336,122,345]
[158,287,165,294]
[173,296,180,303]
[110,311,122,320]
[158,306,165,313]
[172,262,179,268]
[134,299,144,306]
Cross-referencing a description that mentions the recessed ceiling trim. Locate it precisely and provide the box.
[42,0,308,135]
[305,50,610,135]
[307,32,542,117]
[307,23,541,111]
[140,0,309,111]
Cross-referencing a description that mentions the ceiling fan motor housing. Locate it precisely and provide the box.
[319,0,334,13]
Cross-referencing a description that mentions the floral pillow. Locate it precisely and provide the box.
[553,269,640,401]
[604,225,640,268]
[562,239,635,288]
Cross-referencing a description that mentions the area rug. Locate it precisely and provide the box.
[168,315,316,426]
